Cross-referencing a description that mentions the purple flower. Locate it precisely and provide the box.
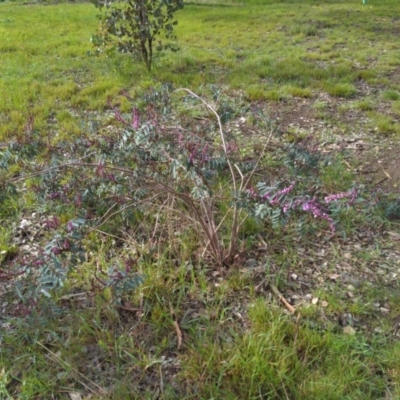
[45,216,60,229]
[67,221,75,232]
[246,187,258,199]
[263,182,296,205]
[324,188,357,204]
[49,192,60,200]
[226,141,238,155]
[283,198,303,213]
[302,198,335,232]
[52,247,61,255]
[75,193,82,208]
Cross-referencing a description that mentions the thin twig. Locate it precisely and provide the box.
[6,152,96,184]
[270,284,296,314]
[91,228,130,243]
[173,88,239,264]
[170,305,183,350]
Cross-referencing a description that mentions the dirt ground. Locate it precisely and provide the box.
[266,94,400,191]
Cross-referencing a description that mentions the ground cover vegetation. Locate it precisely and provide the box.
[1,0,400,398]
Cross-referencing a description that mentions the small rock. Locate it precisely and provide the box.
[339,313,354,327]
[312,297,319,305]
[19,244,32,253]
[343,326,356,335]
[19,219,31,229]
[379,307,390,314]
[1,322,11,330]
[347,292,354,298]
[245,259,258,268]
[377,270,385,275]
[347,284,355,291]
[321,301,329,308]
[320,262,328,270]
[290,273,298,280]
[347,278,360,287]
[305,294,312,300]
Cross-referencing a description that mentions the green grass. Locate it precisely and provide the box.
[1,0,400,139]
[1,0,400,398]
[368,112,400,134]
[182,299,399,399]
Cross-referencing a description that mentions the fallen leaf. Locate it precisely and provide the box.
[173,320,183,349]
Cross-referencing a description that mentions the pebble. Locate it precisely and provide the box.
[245,259,258,268]
[377,270,385,275]
[343,326,356,335]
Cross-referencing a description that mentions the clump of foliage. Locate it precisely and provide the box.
[92,0,184,70]
[1,86,367,304]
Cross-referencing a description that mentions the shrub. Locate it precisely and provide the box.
[91,0,184,70]
[1,86,365,303]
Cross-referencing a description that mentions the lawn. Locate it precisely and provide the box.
[1,0,400,398]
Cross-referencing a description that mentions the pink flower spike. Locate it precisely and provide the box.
[324,188,357,204]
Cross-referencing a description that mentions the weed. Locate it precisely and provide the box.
[325,82,357,98]
[369,112,400,135]
[356,98,374,111]
[382,89,400,101]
